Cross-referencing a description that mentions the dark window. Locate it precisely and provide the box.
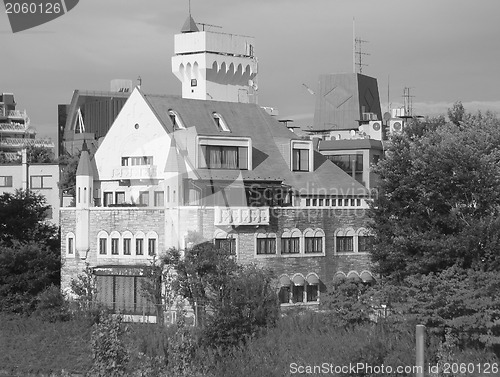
[292,148,309,171]
[336,236,353,252]
[327,154,363,174]
[103,192,113,207]
[136,239,144,255]
[154,191,164,207]
[215,238,236,255]
[123,238,131,255]
[306,285,319,302]
[148,238,156,256]
[0,176,13,187]
[278,286,290,304]
[358,236,374,252]
[256,237,276,255]
[305,237,322,253]
[68,238,74,254]
[200,145,248,170]
[111,238,119,255]
[99,238,107,255]
[292,285,304,303]
[281,237,300,254]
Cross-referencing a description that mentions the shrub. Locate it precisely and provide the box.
[33,284,70,322]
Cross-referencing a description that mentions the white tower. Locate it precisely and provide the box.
[75,141,93,259]
[172,14,258,103]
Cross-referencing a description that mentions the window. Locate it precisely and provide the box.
[199,145,248,170]
[168,110,186,130]
[148,238,156,256]
[136,239,144,256]
[103,192,113,207]
[336,236,353,252]
[292,148,309,171]
[215,238,236,255]
[256,237,276,255]
[99,238,107,255]
[115,192,125,205]
[281,237,300,254]
[111,238,119,255]
[139,191,149,206]
[305,237,322,253]
[292,286,304,303]
[212,113,230,132]
[67,237,74,255]
[123,238,131,255]
[278,286,290,304]
[121,156,153,166]
[30,175,50,189]
[306,285,319,302]
[327,154,363,184]
[358,236,374,252]
[154,191,164,206]
[0,176,13,187]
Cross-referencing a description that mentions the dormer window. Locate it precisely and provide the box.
[212,112,230,132]
[291,140,313,172]
[197,136,252,170]
[168,110,186,130]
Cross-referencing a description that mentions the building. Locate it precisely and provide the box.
[60,15,375,322]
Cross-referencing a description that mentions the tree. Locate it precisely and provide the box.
[0,189,59,249]
[26,145,55,163]
[369,109,500,280]
[58,151,81,197]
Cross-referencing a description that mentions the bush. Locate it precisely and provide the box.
[33,284,70,322]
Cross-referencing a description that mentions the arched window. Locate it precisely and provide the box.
[281,228,301,254]
[305,273,320,302]
[134,231,146,256]
[146,231,159,257]
[110,231,120,256]
[335,228,355,253]
[255,231,276,255]
[214,229,237,256]
[122,230,133,256]
[97,230,109,257]
[66,232,75,257]
[304,228,325,254]
[356,228,374,253]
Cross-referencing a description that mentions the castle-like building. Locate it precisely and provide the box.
[61,15,375,322]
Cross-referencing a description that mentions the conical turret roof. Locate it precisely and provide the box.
[181,14,199,33]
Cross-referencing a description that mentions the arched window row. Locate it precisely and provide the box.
[334,227,374,253]
[278,273,320,305]
[97,230,158,258]
[213,229,238,256]
[256,228,325,257]
[333,270,375,284]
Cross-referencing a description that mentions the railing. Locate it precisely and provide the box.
[112,165,158,179]
[214,206,270,226]
[7,110,27,118]
[0,138,54,148]
[0,122,27,132]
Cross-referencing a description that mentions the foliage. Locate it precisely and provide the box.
[58,151,81,197]
[370,109,500,279]
[26,145,56,163]
[0,241,60,314]
[0,189,59,249]
[90,313,129,377]
[33,284,71,322]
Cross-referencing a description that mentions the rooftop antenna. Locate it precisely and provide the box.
[137,76,142,88]
[403,87,414,117]
[196,22,222,31]
[387,75,391,112]
[353,18,369,74]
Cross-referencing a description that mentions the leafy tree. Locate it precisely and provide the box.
[447,101,465,127]
[370,109,500,279]
[58,151,81,197]
[0,189,59,249]
[26,145,55,163]
[0,241,60,313]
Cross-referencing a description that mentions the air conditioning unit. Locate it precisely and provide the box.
[388,120,404,135]
[368,121,383,140]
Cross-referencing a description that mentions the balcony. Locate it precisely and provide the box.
[112,165,158,180]
[214,206,269,226]
[0,138,54,148]
[7,110,27,118]
[0,123,27,133]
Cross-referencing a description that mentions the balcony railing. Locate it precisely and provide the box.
[0,123,28,133]
[214,206,269,226]
[0,138,54,148]
[112,165,158,180]
[7,110,27,118]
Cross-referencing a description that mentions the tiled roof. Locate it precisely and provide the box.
[142,93,368,197]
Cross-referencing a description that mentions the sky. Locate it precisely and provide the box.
[2,0,500,143]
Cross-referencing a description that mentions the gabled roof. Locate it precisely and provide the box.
[138,92,368,196]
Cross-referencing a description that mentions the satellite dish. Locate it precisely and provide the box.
[350,129,356,137]
[383,112,391,121]
[393,122,402,131]
[372,122,381,131]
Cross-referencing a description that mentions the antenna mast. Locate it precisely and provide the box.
[353,18,369,74]
[403,87,414,117]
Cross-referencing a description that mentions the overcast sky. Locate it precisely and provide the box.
[2,0,500,142]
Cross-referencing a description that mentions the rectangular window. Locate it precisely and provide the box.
[123,238,131,255]
[358,236,374,252]
[30,175,51,189]
[0,176,13,187]
[123,156,153,166]
[336,236,354,252]
[136,239,144,256]
[200,145,248,170]
[99,238,107,255]
[328,154,363,174]
[115,192,125,205]
[325,198,330,206]
[154,191,164,207]
[256,237,276,255]
[292,285,304,303]
[281,237,300,254]
[148,239,156,256]
[278,286,290,304]
[121,157,129,166]
[68,238,74,254]
[292,148,309,171]
[103,192,113,207]
[305,198,310,206]
[111,238,119,255]
[306,285,319,302]
[139,191,149,206]
[215,238,236,255]
[305,237,322,253]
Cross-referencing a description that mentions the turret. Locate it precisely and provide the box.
[75,141,93,258]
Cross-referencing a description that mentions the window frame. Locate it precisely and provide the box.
[0,176,13,187]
